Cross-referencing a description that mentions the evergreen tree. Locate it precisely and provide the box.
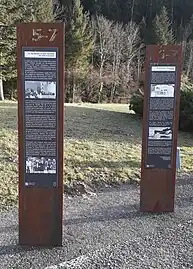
[0,0,53,81]
[54,0,73,30]
[0,0,23,81]
[153,6,175,45]
[66,0,94,69]
[23,0,53,22]
[0,0,53,99]
[65,0,94,102]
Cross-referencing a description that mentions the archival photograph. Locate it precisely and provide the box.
[148,127,172,140]
[150,84,175,98]
[26,157,56,174]
[25,81,56,99]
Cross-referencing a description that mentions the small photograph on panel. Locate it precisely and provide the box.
[26,157,56,174]
[148,127,172,140]
[25,81,56,99]
[150,84,175,97]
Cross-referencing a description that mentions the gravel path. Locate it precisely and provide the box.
[0,175,193,269]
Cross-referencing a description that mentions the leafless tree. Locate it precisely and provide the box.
[94,15,114,103]
[0,29,4,100]
[109,22,125,102]
[130,0,135,22]
[93,16,142,103]
[184,40,193,78]
[171,0,174,24]
[177,15,193,78]
[124,21,141,73]
[180,15,193,69]
[120,21,143,96]
[0,78,4,101]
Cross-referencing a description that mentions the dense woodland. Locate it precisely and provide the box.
[1,0,193,103]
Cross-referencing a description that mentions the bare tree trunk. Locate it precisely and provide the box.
[137,49,141,83]
[72,75,76,103]
[131,0,135,22]
[0,50,4,101]
[145,0,149,20]
[171,0,174,24]
[98,81,103,103]
[110,51,116,103]
[110,83,116,103]
[110,22,124,103]
[95,16,114,103]
[0,78,4,101]
[186,44,193,77]
[98,60,104,103]
[149,0,153,21]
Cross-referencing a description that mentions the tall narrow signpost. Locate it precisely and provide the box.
[140,45,182,213]
[17,23,64,246]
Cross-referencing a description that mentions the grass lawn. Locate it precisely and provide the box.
[0,101,193,208]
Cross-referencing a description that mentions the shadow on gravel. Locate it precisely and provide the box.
[175,175,193,207]
[0,225,18,234]
[0,244,56,256]
[97,183,139,194]
[176,196,193,207]
[65,204,166,225]
[177,176,193,186]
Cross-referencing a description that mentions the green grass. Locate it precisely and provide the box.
[0,101,193,208]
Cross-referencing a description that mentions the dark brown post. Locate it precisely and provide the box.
[17,23,64,246]
[140,45,182,213]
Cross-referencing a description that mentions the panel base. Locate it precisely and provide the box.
[19,189,62,246]
[140,170,175,213]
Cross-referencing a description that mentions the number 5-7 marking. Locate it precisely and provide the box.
[48,28,58,42]
[32,28,58,42]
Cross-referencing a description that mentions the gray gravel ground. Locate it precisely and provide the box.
[0,175,193,269]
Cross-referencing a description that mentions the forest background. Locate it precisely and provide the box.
[1,0,193,104]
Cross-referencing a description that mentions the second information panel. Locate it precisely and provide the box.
[146,64,177,169]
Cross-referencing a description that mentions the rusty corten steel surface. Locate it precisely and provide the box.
[140,45,182,213]
[17,23,64,246]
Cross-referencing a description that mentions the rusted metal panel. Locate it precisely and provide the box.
[140,45,182,213]
[17,22,64,246]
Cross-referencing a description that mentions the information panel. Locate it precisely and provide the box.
[23,48,58,187]
[140,45,182,213]
[146,64,177,169]
[17,22,64,246]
